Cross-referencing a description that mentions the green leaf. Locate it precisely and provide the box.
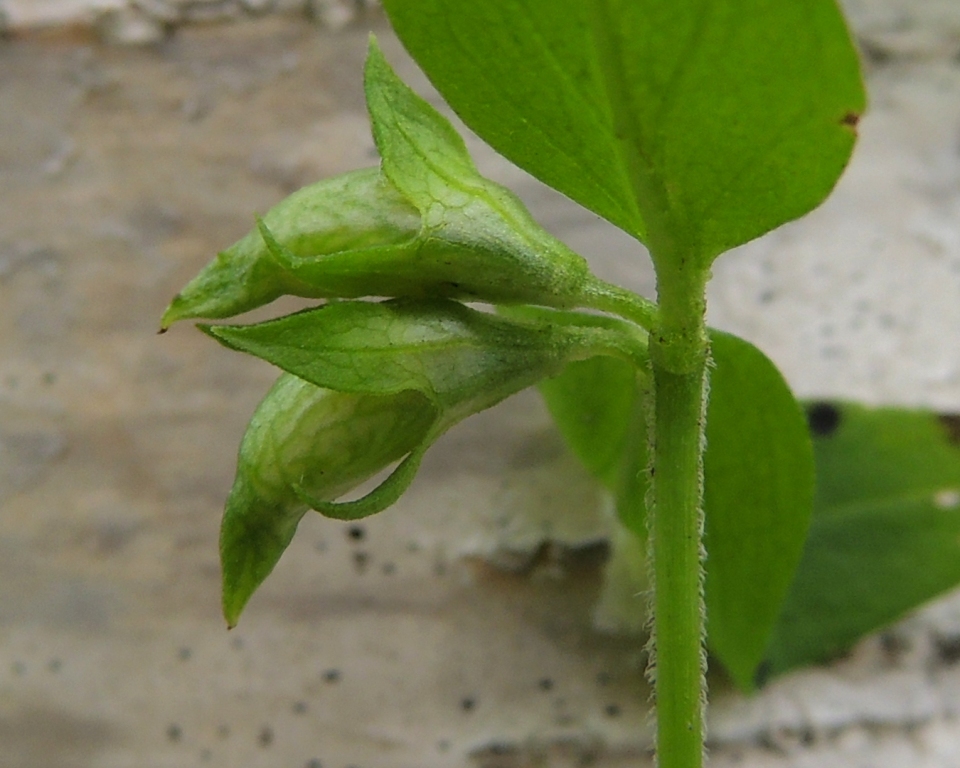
[382,0,865,266]
[539,354,640,488]
[701,332,814,690]
[807,403,960,512]
[763,404,960,679]
[539,352,651,534]
[220,374,436,626]
[543,331,814,690]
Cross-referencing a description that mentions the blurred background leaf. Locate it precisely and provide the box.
[763,403,960,680]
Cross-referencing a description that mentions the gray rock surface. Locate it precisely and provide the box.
[1,5,959,767]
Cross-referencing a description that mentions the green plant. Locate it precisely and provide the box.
[161,3,960,766]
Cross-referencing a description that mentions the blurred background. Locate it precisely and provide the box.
[2,1,960,766]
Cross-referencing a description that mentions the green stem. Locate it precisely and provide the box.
[648,268,708,768]
[650,364,707,768]
[580,277,658,331]
[569,317,650,372]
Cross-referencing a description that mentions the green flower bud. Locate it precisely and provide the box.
[161,168,421,328]
[201,299,644,420]
[160,40,625,331]
[221,373,436,626]
[215,300,648,626]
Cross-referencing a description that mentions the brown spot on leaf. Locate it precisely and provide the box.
[807,402,841,437]
[840,112,860,129]
[938,413,960,444]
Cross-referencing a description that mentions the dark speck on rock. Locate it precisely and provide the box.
[322,668,340,683]
[935,633,960,666]
[347,524,365,541]
[258,725,273,747]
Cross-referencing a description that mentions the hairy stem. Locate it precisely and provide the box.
[648,268,708,768]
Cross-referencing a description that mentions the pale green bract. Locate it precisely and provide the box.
[160,40,633,331]
[221,375,435,626]
[211,298,649,625]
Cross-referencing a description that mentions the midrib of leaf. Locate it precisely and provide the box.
[435,0,644,237]
[647,0,713,143]
[269,336,539,357]
[586,0,669,252]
